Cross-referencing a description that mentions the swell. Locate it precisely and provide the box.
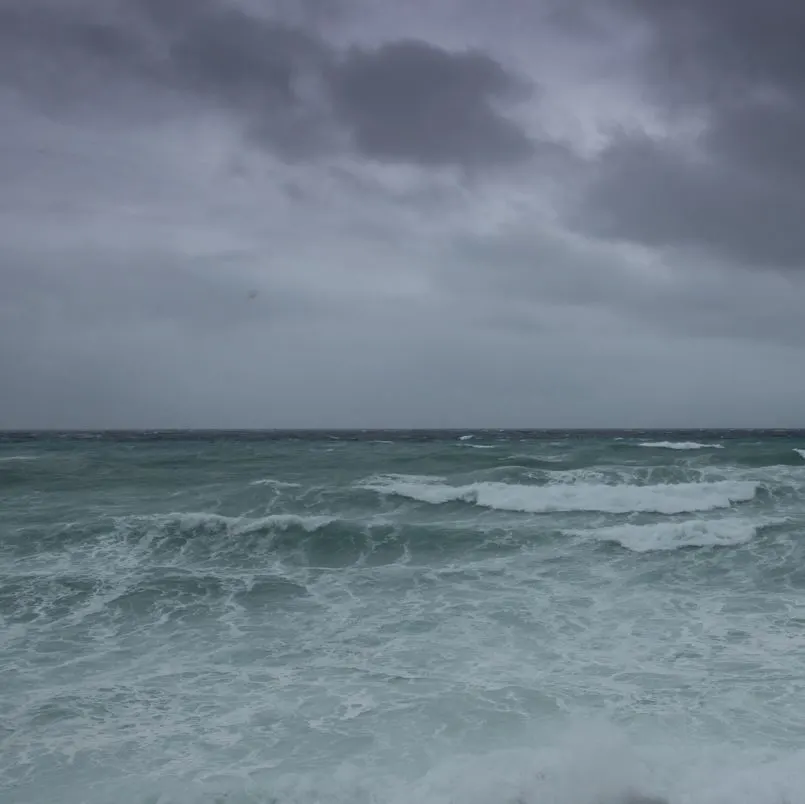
[3,511,492,576]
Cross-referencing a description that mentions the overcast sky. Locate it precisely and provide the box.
[2,0,805,428]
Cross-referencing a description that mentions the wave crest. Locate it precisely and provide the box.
[362,476,759,515]
[583,518,763,552]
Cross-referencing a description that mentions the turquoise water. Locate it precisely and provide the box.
[2,430,805,804]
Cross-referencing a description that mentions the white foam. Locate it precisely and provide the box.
[22,723,805,804]
[794,449,805,460]
[362,476,758,515]
[249,478,302,488]
[0,455,39,461]
[253,728,805,804]
[639,442,724,450]
[585,518,760,552]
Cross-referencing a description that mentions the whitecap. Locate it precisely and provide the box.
[361,476,758,515]
[583,518,762,552]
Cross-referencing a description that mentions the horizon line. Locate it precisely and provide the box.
[2,427,804,434]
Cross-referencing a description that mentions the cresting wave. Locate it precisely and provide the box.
[581,517,765,552]
[108,511,339,565]
[362,475,759,515]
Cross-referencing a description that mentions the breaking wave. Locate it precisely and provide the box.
[583,518,765,552]
[362,475,759,515]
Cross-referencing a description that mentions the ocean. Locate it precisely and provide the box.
[2,430,805,804]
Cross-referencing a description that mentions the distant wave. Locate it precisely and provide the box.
[584,518,763,552]
[361,475,758,515]
[639,441,724,450]
[795,449,805,460]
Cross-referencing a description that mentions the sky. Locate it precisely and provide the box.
[2,0,805,428]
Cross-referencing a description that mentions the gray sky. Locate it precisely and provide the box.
[2,0,805,428]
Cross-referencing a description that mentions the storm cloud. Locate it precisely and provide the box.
[0,0,537,166]
[2,0,805,428]
[329,39,535,167]
[572,0,805,268]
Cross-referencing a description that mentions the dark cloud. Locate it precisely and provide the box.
[0,0,536,168]
[574,133,805,268]
[616,0,805,107]
[4,0,805,427]
[569,0,805,269]
[159,3,335,157]
[329,39,535,167]
[0,1,155,117]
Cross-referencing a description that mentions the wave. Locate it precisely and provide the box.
[638,441,724,450]
[583,518,763,552]
[362,476,759,515]
[111,511,337,565]
[107,511,448,570]
[795,449,805,460]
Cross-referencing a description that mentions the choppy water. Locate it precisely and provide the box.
[2,430,805,804]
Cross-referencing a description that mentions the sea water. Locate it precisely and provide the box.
[2,430,805,804]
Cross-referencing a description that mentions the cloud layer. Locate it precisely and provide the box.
[2,0,805,427]
[575,0,805,268]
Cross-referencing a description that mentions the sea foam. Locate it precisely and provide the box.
[584,518,761,552]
